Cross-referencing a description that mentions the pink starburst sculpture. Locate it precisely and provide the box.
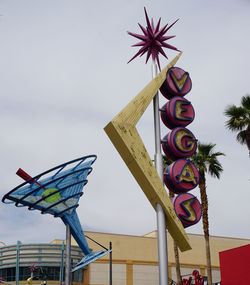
[29,264,37,272]
[128,8,180,70]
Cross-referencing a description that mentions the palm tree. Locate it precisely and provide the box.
[163,156,182,285]
[190,143,225,285]
[224,95,250,156]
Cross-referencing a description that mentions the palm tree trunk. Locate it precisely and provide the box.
[205,235,212,285]
[169,191,181,285]
[173,241,181,284]
[199,171,212,285]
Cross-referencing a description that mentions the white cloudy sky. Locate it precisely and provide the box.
[0,0,250,246]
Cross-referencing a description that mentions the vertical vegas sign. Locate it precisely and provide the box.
[160,66,202,228]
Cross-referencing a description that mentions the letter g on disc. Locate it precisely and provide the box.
[162,127,197,161]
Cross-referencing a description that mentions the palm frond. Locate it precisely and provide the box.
[210,152,225,159]
[241,95,250,112]
[190,154,207,173]
[191,142,224,179]
[197,143,216,156]
[236,130,247,145]
[208,159,224,178]
[224,105,246,117]
[224,105,248,131]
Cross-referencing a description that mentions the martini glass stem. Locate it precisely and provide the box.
[152,60,169,285]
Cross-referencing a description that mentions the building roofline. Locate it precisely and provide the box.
[50,229,250,243]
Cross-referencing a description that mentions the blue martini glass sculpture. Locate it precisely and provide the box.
[2,155,111,271]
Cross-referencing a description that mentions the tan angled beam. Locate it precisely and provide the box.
[104,52,191,252]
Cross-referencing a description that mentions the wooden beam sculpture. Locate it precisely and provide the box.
[104,52,191,251]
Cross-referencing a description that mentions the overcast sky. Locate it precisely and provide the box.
[0,0,250,247]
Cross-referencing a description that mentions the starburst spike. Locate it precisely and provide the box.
[151,49,157,61]
[155,40,163,47]
[157,46,168,59]
[138,23,148,36]
[156,55,161,70]
[155,18,161,33]
[162,42,180,51]
[145,48,152,63]
[127,50,144,64]
[156,23,169,38]
[136,41,151,53]
[144,7,152,32]
[140,48,148,57]
[127,31,147,41]
[151,18,155,32]
[141,41,152,49]
[164,18,179,33]
[146,26,154,39]
[132,41,146,47]
[127,46,147,63]
[160,35,176,41]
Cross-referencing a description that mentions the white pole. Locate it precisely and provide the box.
[152,61,169,285]
[65,224,71,285]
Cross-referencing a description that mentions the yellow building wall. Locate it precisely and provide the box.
[52,230,250,284]
[56,230,250,268]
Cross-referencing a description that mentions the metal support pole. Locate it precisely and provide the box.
[16,241,21,285]
[60,241,65,285]
[152,61,169,285]
[65,224,71,285]
[109,242,112,285]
